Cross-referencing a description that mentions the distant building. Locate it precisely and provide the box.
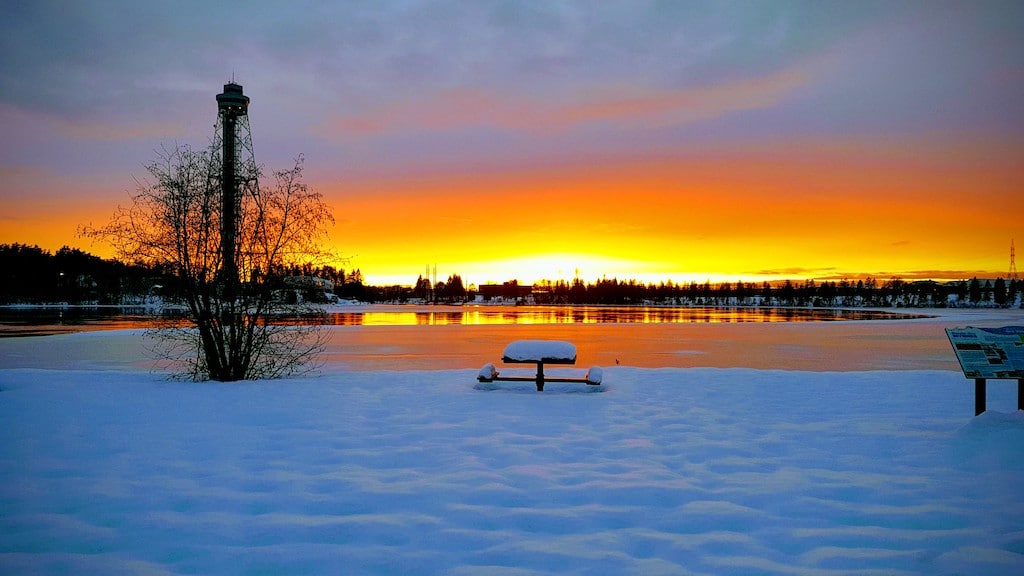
[478,283,533,302]
[281,275,337,304]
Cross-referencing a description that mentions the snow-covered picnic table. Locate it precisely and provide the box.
[477,339,603,391]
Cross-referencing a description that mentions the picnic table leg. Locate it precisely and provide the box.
[975,378,986,416]
[536,362,545,392]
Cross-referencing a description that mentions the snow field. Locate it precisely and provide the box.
[2,364,1023,575]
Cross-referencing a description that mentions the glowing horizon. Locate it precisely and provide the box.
[318,133,1021,287]
[3,131,1020,288]
[4,131,1021,288]
[347,257,1016,290]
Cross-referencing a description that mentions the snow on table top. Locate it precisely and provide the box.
[502,339,577,363]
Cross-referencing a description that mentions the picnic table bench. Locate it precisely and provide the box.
[477,340,603,391]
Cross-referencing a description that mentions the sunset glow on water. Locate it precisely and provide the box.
[325,305,929,326]
[0,305,929,335]
[0,304,956,374]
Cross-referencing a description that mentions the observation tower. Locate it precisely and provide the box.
[214,82,255,291]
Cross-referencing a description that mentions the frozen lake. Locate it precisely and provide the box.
[0,306,1019,373]
[318,308,1019,372]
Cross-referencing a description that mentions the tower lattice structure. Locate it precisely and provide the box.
[1011,239,1018,281]
[213,82,257,290]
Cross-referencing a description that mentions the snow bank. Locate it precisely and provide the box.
[2,365,1023,575]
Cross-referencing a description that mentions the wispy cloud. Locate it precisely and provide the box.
[0,102,187,145]
[750,268,1007,282]
[50,118,187,142]
[319,64,813,139]
[751,267,838,278]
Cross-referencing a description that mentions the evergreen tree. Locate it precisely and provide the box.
[760,281,772,305]
[445,274,466,302]
[968,277,982,304]
[993,278,1006,306]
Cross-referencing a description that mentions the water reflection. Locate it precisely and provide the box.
[0,306,190,336]
[0,304,931,336]
[319,306,929,326]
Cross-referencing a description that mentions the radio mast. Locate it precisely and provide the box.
[1010,239,1018,280]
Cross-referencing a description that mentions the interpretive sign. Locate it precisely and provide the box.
[945,326,1024,415]
[946,326,1024,379]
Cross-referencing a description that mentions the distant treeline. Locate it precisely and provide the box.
[507,276,1022,308]
[0,244,372,306]
[0,243,155,305]
[368,274,1022,309]
[1,243,1020,308]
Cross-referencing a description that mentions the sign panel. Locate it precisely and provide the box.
[946,326,1024,379]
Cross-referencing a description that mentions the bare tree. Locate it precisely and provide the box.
[84,144,334,381]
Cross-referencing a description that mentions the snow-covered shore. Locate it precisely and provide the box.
[2,310,1023,575]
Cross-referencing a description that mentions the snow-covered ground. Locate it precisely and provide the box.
[2,310,1023,575]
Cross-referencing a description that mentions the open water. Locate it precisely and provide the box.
[0,304,927,337]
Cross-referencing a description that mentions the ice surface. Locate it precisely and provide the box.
[3,349,1024,574]
[502,339,577,363]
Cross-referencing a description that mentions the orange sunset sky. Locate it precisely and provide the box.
[2,1,1022,287]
